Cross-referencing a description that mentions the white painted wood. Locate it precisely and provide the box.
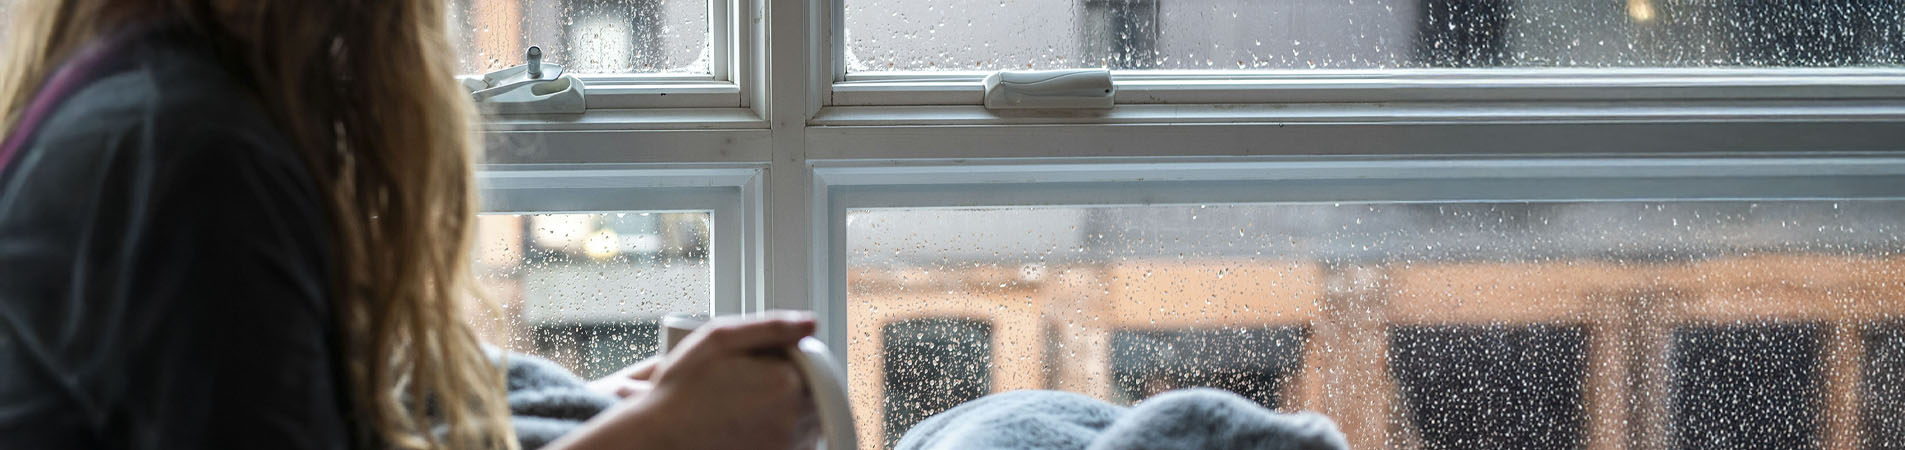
[809,101,1905,126]
[809,157,1905,374]
[817,158,1905,210]
[743,172,769,314]
[711,189,746,316]
[762,0,819,324]
[805,121,1905,161]
[475,167,763,317]
[745,0,768,115]
[831,69,1905,106]
[811,157,1905,187]
[483,129,771,164]
[478,165,764,188]
[581,84,742,109]
[710,0,731,83]
[487,108,763,131]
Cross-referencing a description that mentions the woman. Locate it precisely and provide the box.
[0,1,814,449]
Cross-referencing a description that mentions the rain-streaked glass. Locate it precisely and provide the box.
[847,201,1905,448]
[846,0,1905,72]
[470,212,711,379]
[451,0,710,74]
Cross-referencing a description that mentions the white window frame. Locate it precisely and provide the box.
[809,156,1905,359]
[478,165,769,317]
[828,68,1905,107]
[477,0,1905,367]
[818,0,1905,109]
[484,0,761,113]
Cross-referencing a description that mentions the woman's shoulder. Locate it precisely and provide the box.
[0,28,350,449]
[30,37,302,176]
[5,30,326,240]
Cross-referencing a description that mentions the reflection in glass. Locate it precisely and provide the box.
[470,212,711,379]
[846,0,1905,71]
[847,201,1905,448]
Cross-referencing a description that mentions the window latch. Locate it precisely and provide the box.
[459,46,587,114]
[982,69,1116,110]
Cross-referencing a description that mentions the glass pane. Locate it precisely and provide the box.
[847,201,1905,449]
[1865,324,1905,448]
[470,212,711,379]
[1670,324,1823,449]
[451,0,710,75]
[845,0,1905,72]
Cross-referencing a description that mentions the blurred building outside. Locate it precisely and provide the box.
[845,202,1905,450]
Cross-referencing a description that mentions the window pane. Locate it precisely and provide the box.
[1866,324,1905,448]
[845,0,1905,72]
[1392,325,1588,449]
[470,212,711,379]
[1670,323,1823,449]
[847,201,1905,448]
[452,0,710,75]
[881,318,992,449]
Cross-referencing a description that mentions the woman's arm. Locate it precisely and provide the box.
[545,313,821,450]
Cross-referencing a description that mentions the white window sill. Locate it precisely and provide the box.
[831,68,1905,106]
[487,107,765,131]
[809,100,1905,127]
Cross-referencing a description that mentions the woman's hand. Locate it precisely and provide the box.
[588,357,659,399]
[547,312,821,450]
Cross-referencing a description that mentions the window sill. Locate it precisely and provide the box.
[583,82,745,109]
[486,107,765,132]
[810,101,1905,127]
[804,101,1905,161]
[830,68,1905,106]
[481,109,771,165]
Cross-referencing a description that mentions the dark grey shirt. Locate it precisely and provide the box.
[0,27,352,449]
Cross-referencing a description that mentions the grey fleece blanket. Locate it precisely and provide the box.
[495,350,1348,450]
[494,350,618,450]
[896,389,1348,450]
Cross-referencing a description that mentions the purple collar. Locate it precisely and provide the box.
[0,31,142,176]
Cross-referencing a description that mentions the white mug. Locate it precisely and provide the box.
[659,312,708,355]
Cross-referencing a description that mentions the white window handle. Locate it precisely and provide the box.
[983,69,1116,110]
[460,46,587,114]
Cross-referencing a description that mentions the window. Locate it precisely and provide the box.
[449,0,746,111]
[452,0,712,74]
[470,212,712,378]
[845,199,1905,448]
[843,0,1905,72]
[448,0,1905,447]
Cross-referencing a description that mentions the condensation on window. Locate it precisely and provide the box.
[450,0,710,75]
[845,202,1905,449]
[468,212,712,379]
[845,0,1905,72]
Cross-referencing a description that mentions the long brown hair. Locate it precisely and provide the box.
[0,1,516,448]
